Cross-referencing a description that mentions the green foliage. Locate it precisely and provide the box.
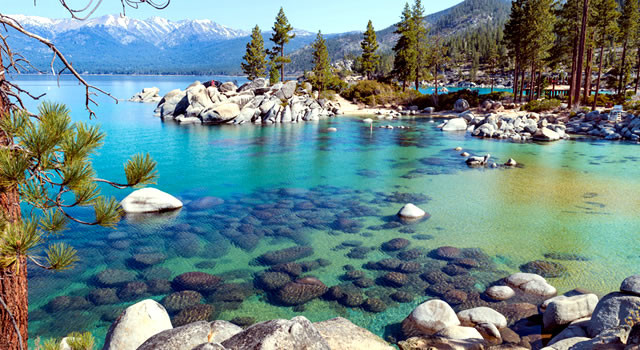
[412,0,430,89]
[268,62,280,85]
[522,99,562,112]
[318,90,338,101]
[411,90,481,111]
[0,102,158,272]
[393,3,417,89]
[66,331,95,350]
[342,80,419,106]
[269,7,295,82]
[360,20,380,79]
[584,93,614,107]
[241,25,268,80]
[483,91,513,101]
[310,31,332,92]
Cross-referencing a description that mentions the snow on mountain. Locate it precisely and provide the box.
[8,14,249,47]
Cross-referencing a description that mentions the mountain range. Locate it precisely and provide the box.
[5,0,511,75]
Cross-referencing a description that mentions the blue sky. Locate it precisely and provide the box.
[9,0,464,33]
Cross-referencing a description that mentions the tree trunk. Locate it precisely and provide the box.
[583,42,594,103]
[0,52,28,350]
[434,63,439,96]
[574,0,590,107]
[634,47,640,95]
[618,40,628,97]
[568,28,580,108]
[280,46,285,83]
[528,62,535,102]
[519,69,525,102]
[593,45,605,111]
[513,57,519,99]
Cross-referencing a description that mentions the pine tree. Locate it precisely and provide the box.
[269,7,296,82]
[591,0,619,109]
[268,59,281,85]
[617,0,638,96]
[504,0,527,101]
[0,102,157,350]
[310,31,332,92]
[360,20,380,80]
[393,3,417,91]
[523,0,555,101]
[241,25,267,81]
[412,0,429,91]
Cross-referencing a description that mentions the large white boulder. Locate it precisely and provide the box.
[397,203,426,220]
[506,273,557,298]
[457,307,507,329]
[102,299,172,350]
[120,188,183,214]
[543,294,599,330]
[402,300,460,337]
[314,317,394,350]
[442,118,468,132]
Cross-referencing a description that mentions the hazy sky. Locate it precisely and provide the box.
[7,0,464,33]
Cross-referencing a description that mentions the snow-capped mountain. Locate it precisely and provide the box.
[8,14,249,48]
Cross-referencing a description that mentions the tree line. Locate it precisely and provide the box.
[504,0,635,109]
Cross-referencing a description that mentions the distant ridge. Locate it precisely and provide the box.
[5,0,511,75]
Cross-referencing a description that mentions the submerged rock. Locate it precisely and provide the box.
[275,277,328,305]
[161,291,203,313]
[120,188,183,214]
[258,246,314,265]
[172,272,222,293]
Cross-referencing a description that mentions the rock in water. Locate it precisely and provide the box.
[543,294,598,330]
[120,188,183,214]
[621,275,640,296]
[457,307,507,329]
[505,158,517,167]
[137,321,213,350]
[587,292,640,337]
[172,272,222,293]
[314,317,394,350]
[276,277,328,305]
[401,299,460,337]
[486,286,515,301]
[221,316,331,350]
[441,118,468,132]
[103,299,172,350]
[397,203,427,220]
[505,272,557,298]
[129,87,161,103]
[258,246,314,265]
[534,127,561,141]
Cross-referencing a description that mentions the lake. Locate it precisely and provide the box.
[14,75,640,347]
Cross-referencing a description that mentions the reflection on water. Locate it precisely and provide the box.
[14,76,640,346]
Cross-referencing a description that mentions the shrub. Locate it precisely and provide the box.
[584,93,614,107]
[411,89,481,111]
[483,91,513,101]
[522,99,561,112]
[318,90,337,101]
[342,80,419,107]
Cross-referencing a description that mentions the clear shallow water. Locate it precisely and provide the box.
[12,75,640,346]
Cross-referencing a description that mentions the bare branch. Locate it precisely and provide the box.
[0,296,24,350]
[0,14,118,117]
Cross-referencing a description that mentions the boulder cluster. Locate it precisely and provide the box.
[129,87,162,103]
[153,78,342,125]
[103,300,393,350]
[440,109,569,142]
[565,110,640,141]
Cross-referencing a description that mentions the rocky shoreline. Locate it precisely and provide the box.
[93,272,640,350]
[144,78,342,125]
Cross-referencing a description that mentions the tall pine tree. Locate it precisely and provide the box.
[241,25,267,81]
[412,0,429,91]
[591,0,619,109]
[617,0,638,96]
[360,20,380,80]
[504,0,527,101]
[393,3,417,91]
[270,7,296,82]
[311,31,332,92]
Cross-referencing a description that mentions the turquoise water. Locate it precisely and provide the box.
[13,75,640,346]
